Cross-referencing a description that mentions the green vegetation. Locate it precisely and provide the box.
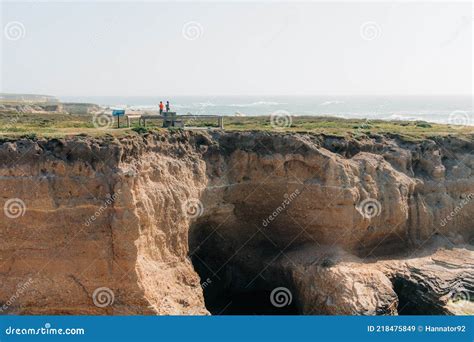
[0,112,471,140]
[131,126,148,134]
[415,121,433,128]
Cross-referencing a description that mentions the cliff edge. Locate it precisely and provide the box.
[0,131,472,315]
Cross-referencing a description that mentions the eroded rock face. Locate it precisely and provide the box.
[200,132,473,251]
[378,244,474,315]
[277,243,474,316]
[193,132,474,315]
[0,131,473,315]
[0,134,209,314]
[279,246,399,315]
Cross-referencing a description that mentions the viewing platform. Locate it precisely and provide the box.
[124,112,225,130]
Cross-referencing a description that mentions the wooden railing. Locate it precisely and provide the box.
[129,114,224,129]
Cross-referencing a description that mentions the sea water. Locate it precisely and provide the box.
[59,95,473,125]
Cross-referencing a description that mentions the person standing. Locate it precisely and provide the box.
[159,101,164,115]
[166,101,170,112]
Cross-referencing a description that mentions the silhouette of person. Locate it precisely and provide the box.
[159,101,164,115]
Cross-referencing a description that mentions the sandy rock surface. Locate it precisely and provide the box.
[0,131,472,315]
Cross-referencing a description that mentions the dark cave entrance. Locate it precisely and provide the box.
[189,222,450,316]
[191,255,298,315]
[392,277,447,315]
[189,223,298,315]
[204,289,298,315]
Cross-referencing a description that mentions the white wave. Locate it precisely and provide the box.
[122,104,189,110]
[194,102,217,108]
[384,114,425,121]
[228,101,285,107]
[110,104,129,109]
[320,100,344,106]
[128,105,156,110]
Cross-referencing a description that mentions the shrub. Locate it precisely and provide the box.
[132,127,148,134]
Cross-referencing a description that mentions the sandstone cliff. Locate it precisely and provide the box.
[0,131,472,315]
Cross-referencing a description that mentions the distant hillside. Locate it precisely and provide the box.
[0,93,59,103]
[62,102,102,114]
[0,94,102,114]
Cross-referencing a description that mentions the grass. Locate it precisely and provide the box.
[0,112,472,140]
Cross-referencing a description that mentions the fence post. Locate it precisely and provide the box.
[219,116,224,129]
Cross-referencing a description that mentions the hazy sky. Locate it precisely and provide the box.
[1,1,472,96]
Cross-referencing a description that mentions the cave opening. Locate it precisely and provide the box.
[392,277,446,315]
[191,255,298,315]
[189,223,298,315]
[204,288,298,315]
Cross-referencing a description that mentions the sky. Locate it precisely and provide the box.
[0,1,472,96]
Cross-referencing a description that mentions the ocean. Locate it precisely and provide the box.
[59,95,473,125]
